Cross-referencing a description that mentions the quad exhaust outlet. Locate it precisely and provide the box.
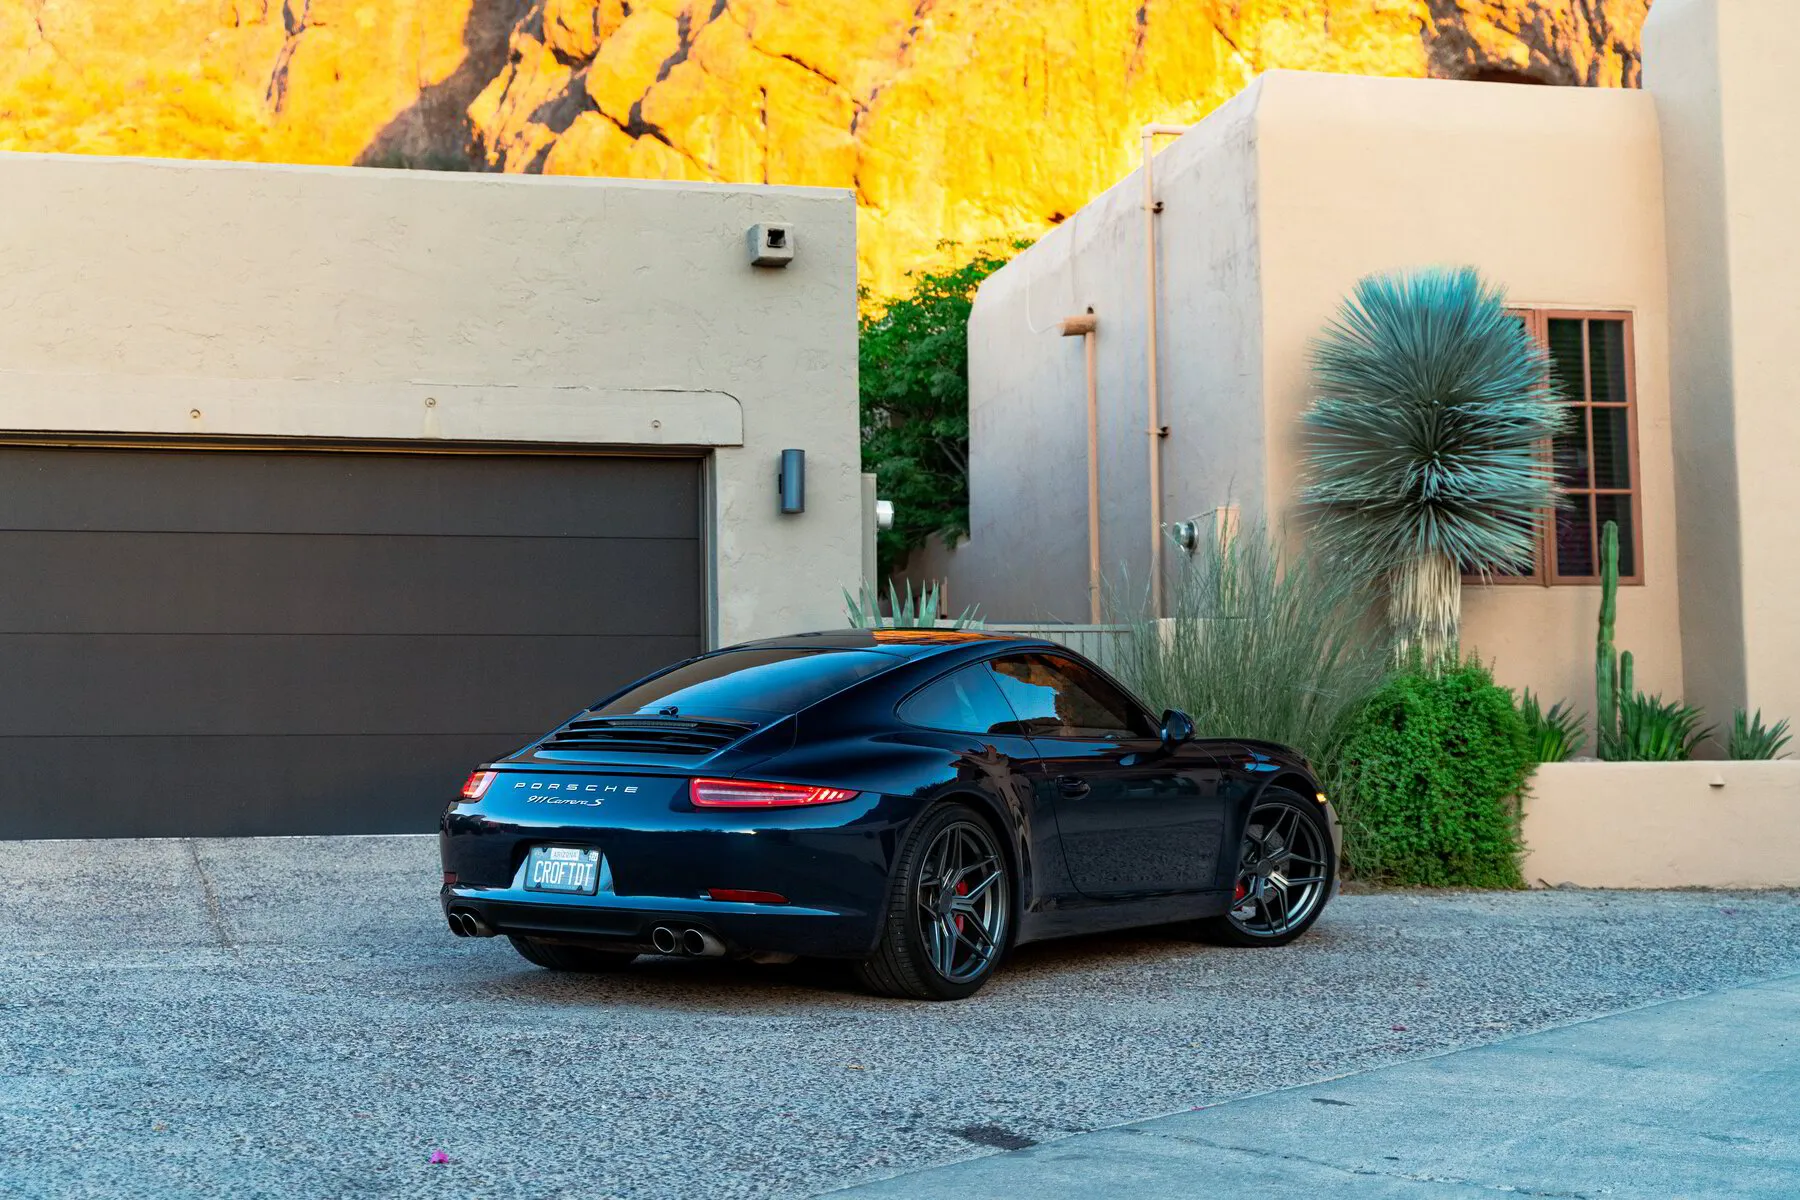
[447,909,495,938]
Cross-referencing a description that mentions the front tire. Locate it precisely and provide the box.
[507,934,639,973]
[1194,787,1335,948]
[856,803,1012,1001]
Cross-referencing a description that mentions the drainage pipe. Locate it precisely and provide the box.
[1141,122,1191,617]
[1060,311,1101,622]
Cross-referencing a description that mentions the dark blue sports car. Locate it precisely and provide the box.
[440,630,1340,1000]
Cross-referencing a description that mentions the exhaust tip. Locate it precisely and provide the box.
[448,912,470,937]
[650,925,679,955]
[680,928,707,956]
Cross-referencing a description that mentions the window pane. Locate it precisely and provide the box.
[1547,318,1586,403]
[1588,319,1628,405]
[1592,406,1632,489]
[1555,497,1596,577]
[1553,409,1592,489]
[598,649,895,717]
[1595,494,1637,577]
[989,654,1154,739]
[898,666,1018,735]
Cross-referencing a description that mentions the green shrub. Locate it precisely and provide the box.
[1613,692,1712,761]
[1105,525,1394,770]
[1335,658,1533,887]
[1518,689,1585,763]
[1728,708,1792,760]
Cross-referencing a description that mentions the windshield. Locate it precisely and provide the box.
[596,648,897,717]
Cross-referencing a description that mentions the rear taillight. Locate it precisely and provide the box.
[460,770,497,801]
[689,778,857,808]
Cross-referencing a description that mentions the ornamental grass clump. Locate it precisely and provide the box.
[1518,689,1585,763]
[1105,524,1393,771]
[1303,267,1565,666]
[1335,657,1533,888]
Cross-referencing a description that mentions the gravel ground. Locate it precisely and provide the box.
[2,836,1798,1199]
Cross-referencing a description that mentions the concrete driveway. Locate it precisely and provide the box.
[1,836,1797,1198]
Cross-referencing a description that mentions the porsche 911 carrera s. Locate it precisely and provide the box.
[439,630,1340,1000]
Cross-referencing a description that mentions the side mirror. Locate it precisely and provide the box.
[1160,708,1196,750]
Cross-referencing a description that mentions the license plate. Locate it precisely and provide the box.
[524,846,601,896]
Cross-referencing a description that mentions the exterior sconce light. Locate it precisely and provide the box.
[778,449,806,514]
[874,499,895,531]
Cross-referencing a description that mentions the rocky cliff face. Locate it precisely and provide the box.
[1,0,1646,296]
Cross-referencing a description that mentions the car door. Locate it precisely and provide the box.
[894,661,1082,904]
[988,652,1232,898]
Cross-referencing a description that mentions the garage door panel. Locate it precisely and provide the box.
[0,633,696,737]
[0,449,699,539]
[0,446,706,837]
[0,532,701,635]
[0,734,547,839]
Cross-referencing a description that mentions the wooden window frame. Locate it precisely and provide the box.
[1466,308,1644,588]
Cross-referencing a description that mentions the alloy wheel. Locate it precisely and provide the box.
[913,820,1009,984]
[1227,800,1329,939]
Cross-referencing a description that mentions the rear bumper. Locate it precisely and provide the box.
[438,793,915,959]
[439,888,879,958]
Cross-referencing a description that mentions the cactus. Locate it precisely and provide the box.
[1595,521,1623,758]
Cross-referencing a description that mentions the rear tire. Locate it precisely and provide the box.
[855,802,1012,1001]
[507,934,639,973]
[1193,787,1335,948]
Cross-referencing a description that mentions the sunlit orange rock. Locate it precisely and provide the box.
[0,0,1646,297]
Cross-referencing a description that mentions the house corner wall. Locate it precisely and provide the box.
[1646,0,1800,729]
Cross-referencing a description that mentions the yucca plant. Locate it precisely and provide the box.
[1518,689,1586,763]
[1728,708,1792,760]
[1613,692,1713,762]
[1303,267,1565,665]
[842,579,982,630]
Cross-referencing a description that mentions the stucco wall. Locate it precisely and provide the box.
[1253,70,1678,721]
[1523,762,1800,889]
[1645,0,1800,731]
[0,152,861,645]
[935,84,1266,621]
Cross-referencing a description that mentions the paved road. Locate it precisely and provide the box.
[835,972,1800,1197]
[1,837,1797,1199]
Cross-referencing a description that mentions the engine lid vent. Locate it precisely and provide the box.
[539,716,757,757]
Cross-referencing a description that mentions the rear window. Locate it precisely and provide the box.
[596,648,896,717]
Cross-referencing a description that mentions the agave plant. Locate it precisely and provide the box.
[1728,708,1792,760]
[842,579,983,630]
[1612,691,1714,762]
[1303,267,1565,664]
[1518,689,1586,763]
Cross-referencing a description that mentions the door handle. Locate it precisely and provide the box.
[1056,776,1091,799]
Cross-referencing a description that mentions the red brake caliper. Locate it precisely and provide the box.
[1233,879,1249,903]
[954,879,969,933]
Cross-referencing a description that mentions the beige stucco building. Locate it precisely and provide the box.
[0,154,861,836]
[921,0,1796,739]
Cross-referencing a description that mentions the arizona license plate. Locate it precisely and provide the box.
[524,846,601,895]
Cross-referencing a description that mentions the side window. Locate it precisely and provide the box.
[898,664,1019,735]
[988,654,1157,740]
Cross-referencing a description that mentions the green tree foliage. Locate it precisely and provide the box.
[1335,658,1533,887]
[859,244,1019,575]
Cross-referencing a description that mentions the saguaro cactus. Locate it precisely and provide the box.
[1595,521,1624,757]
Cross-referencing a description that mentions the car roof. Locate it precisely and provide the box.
[724,628,1061,659]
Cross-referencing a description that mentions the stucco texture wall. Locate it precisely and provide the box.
[951,70,1678,717]
[1645,0,1800,732]
[0,152,860,644]
[934,85,1266,622]
[1253,71,1678,718]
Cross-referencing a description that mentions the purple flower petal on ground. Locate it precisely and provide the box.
[429,1150,450,1165]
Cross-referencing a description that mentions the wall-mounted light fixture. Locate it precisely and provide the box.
[778,449,806,514]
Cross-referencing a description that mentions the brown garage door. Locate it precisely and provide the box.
[0,445,704,838]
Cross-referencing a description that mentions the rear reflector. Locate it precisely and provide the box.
[689,778,857,808]
[706,888,789,905]
[442,871,458,886]
[460,770,497,801]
